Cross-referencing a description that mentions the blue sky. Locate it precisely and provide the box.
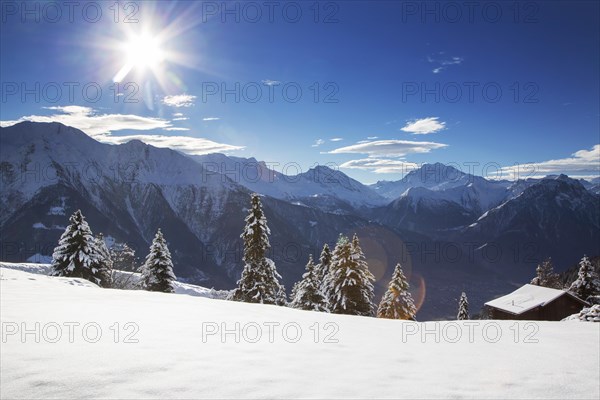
[1,0,599,183]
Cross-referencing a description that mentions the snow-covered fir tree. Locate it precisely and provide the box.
[110,243,138,272]
[530,258,561,289]
[290,254,327,311]
[275,286,287,306]
[51,210,108,287]
[94,233,113,288]
[327,234,375,316]
[140,229,176,293]
[228,194,286,305]
[457,292,469,320]
[569,255,600,301]
[315,243,332,309]
[110,242,139,289]
[377,262,416,320]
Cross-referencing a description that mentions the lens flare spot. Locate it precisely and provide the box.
[410,273,427,314]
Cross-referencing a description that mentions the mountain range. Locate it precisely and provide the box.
[1,121,599,319]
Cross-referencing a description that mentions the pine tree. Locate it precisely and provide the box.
[569,255,600,301]
[377,262,416,320]
[530,258,561,289]
[110,242,139,289]
[290,281,301,306]
[140,229,176,293]
[51,210,107,287]
[315,243,332,309]
[275,285,287,306]
[327,234,375,316]
[457,292,469,320]
[228,194,285,305]
[110,243,138,272]
[290,254,327,311]
[94,233,113,288]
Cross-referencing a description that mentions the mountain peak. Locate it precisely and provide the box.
[309,164,337,173]
[417,162,466,178]
[122,139,147,148]
[371,162,475,200]
[550,174,571,181]
[1,121,97,148]
[541,173,581,185]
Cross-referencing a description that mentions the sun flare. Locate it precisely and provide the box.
[113,33,165,82]
[124,34,164,69]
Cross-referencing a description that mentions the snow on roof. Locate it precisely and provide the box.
[485,284,571,315]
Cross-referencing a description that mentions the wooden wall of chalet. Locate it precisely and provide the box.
[487,293,587,321]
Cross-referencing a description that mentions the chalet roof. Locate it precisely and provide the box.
[484,284,581,315]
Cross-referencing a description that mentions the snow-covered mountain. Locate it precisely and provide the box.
[371,163,482,199]
[373,187,480,234]
[583,177,600,194]
[462,175,600,277]
[191,153,388,212]
[370,163,600,215]
[0,122,382,289]
[370,163,519,227]
[467,175,599,238]
[369,164,600,238]
[369,171,599,285]
[371,166,516,235]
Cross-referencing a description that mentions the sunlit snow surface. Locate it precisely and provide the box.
[1,266,599,399]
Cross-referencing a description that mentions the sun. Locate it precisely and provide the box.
[124,33,164,69]
[113,32,165,82]
[104,7,204,91]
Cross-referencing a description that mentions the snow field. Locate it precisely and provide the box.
[1,266,599,399]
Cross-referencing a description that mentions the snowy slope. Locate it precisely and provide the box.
[0,262,229,299]
[1,267,599,399]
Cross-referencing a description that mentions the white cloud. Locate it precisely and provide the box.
[173,113,184,117]
[102,135,244,155]
[330,137,343,142]
[173,117,189,121]
[262,79,281,86]
[312,139,325,147]
[367,136,378,140]
[427,54,463,74]
[498,145,600,180]
[443,56,464,65]
[1,106,170,138]
[203,117,220,121]
[329,139,447,157]
[401,117,446,135]
[340,158,419,174]
[45,105,92,114]
[1,106,244,156]
[162,94,196,107]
